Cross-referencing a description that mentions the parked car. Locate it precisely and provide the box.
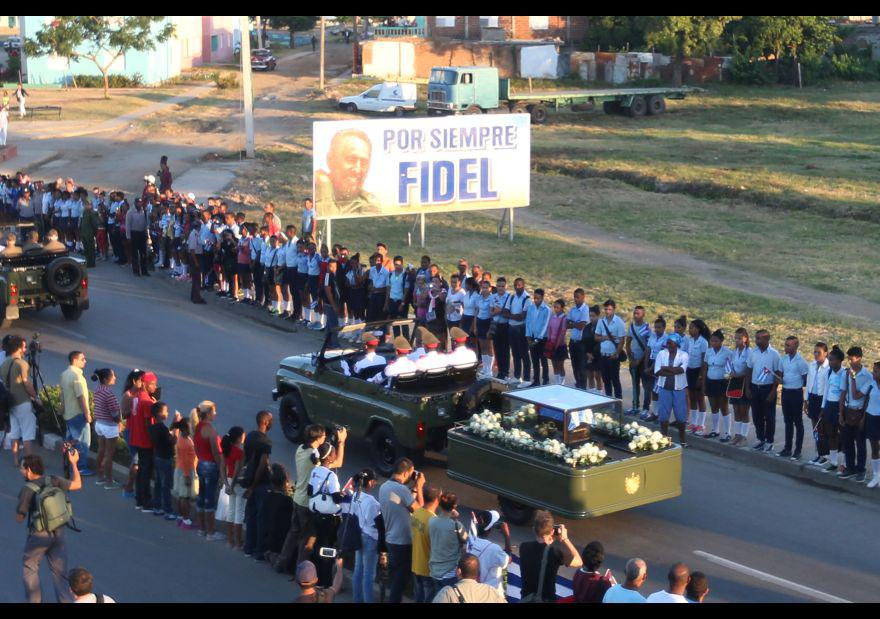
[3,36,21,51]
[251,49,277,71]
[338,82,418,116]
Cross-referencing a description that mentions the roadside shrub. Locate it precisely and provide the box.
[71,73,144,88]
[728,53,774,85]
[830,53,879,80]
[214,72,239,89]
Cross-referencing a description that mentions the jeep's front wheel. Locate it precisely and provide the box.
[370,425,405,477]
[279,391,309,443]
[498,496,535,526]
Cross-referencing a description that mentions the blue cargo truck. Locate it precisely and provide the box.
[426,65,702,123]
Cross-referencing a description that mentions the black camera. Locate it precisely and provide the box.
[411,470,422,483]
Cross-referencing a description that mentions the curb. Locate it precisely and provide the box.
[638,418,880,501]
[150,269,322,337]
[41,432,131,480]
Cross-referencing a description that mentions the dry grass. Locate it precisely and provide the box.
[8,87,190,122]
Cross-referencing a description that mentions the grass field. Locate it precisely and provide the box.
[8,87,190,122]
[220,80,880,357]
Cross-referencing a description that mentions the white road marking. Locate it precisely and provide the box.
[693,550,851,603]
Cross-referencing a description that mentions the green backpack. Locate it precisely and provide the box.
[26,478,74,533]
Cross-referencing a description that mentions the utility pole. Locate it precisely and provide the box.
[239,15,256,158]
[319,16,326,91]
[255,16,263,49]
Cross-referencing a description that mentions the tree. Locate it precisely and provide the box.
[265,16,318,48]
[643,16,736,85]
[725,16,838,80]
[583,16,649,52]
[24,16,175,98]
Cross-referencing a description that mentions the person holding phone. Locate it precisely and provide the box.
[519,511,582,603]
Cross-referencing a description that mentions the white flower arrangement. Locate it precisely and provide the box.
[593,412,624,437]
[503,403,539,428]
[464,411,608,468]
[623,422,672,452]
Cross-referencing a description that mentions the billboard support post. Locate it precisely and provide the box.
[420,213,426,248]
[326,219,332,249]
[509,207,514,242]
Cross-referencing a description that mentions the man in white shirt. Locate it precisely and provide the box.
[646,563,690,604]
[603,558,648,603]
[466,510,511,599]
[373,336,419,386]
[507,278,533,387]
[654,334,689,446]
[776,335,809,460]
[525,288,551,386]
[69,567,115,603]
[446,327,477,366]
[746,329,782,453]
[806,342,830,467]
[353,332,387,379]
[445,274,467,332]
[595,299,626,399]
[416,331,447,372]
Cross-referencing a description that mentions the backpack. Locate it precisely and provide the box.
[26,478,74,533]
[309,470,341,515]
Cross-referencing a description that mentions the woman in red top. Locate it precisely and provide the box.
[220,426,246,549]
[193,401,224,541]
[130,372,159,511]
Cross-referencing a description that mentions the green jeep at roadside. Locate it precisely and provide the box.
[272,320,506,476]
[1,222,89,328]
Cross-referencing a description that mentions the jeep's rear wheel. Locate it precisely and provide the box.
[60,304,82,321]
[497,496,536,526]
[279,391,309,443]
[370,425,405,477]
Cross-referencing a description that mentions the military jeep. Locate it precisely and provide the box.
[272,319,506,476]
[0,222,89,328]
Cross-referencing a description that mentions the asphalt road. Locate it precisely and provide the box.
[2,262,879,603]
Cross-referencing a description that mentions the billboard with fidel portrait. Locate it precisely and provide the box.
[312,114,530,220]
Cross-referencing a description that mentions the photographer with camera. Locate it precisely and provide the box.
[17,451,82,603]
[379,457,426,603]
[59,351,93,476]
[306,443,345,588]
[1,335,40,467]
[519,510,582,603]
[429,492,468,591]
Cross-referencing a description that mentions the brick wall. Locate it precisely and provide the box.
[360,39,519,79]
[426,16,587,44]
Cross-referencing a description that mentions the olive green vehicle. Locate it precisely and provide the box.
[447,386,683,525]
[1,222,89,329]
[272,320,507,476]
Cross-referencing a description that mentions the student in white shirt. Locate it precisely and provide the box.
[805,342,831,467]
[595,299,626,399]
[348,468,384,603]
[701,329,734,441]
[642,316,669,421]
[746,329,782,453]
[626,306,653,416]
[839,346,874,481]
[373,337,419,386]
[445,274,467,334]
[654,334,689,446]
[821,346,847,472]
[685,320,711,435]
[646,563,691,604]
[865,361,880,488]
[728,328,753,447]
[776,336,810,460]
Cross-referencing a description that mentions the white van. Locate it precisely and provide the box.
[338,82,418,116]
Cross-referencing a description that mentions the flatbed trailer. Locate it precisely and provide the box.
[426,65,703,123]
